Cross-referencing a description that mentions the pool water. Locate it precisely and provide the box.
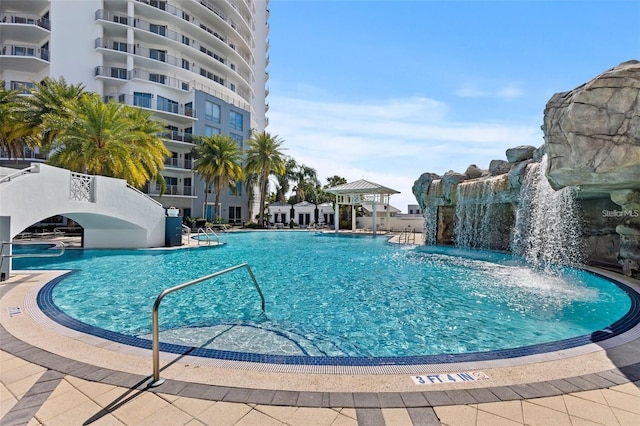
[15,232,635,362]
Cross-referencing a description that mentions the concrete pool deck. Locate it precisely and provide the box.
[1,270,640,425]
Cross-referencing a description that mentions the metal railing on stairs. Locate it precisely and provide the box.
[398,226,416,245]
[181,224,191,244]
[149,263,265,386]
[196,227,219,245]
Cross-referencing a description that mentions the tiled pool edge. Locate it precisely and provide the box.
[25,265,640,374]
[2,322,639,408]
[2,272,640,408]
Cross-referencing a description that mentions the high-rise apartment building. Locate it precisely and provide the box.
[0,0,269,224]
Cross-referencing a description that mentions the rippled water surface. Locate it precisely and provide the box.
[15,232,632,357]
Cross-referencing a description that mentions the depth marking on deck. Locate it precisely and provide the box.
[8,306,22,317]
[412,371,489,385]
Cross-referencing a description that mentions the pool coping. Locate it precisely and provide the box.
[1,269,640,408]
[32,265,640,371]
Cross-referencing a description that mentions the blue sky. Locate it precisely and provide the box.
[265,0,640,211]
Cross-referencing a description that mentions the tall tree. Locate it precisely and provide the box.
[292,163,320,203]
[0,83,30,158]
[17,76,85,150]
[45,93,169,189]
[193,134,244,220]
[245,131,286,226]
[276,157,298,202]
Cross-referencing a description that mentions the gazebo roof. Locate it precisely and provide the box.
[325,179,400,195]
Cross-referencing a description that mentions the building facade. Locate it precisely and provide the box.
[0,0,269,224]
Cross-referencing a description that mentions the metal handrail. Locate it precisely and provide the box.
[1,240,65,258]
[0,165,38,185]
[196,227,219,245]
[149,263,265,386]
[181,224,191,245]
[398,227,416,245]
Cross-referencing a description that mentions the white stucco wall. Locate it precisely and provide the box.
[0,164,166,248]
[357,215,425,232]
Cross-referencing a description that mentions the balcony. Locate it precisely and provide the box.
[159,131,194,144]
[163,156,194,170]
[103,93,197,120]
[129,68,191,91]
[0,12,51,30]
[1,44,49,61]
[147,184,194,196]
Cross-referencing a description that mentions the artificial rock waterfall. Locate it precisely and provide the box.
[412,60,640,278]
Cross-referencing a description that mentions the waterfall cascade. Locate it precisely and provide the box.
[423,206,437,245]
[422,155,584,268]
[453,177,504,249]
[511,156,584,266]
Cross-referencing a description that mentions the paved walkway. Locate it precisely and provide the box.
[1,269,640,425]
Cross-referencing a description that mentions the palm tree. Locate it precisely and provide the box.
[45,93,169,189]
[276,157,298,202]
[17,76,85,150]
[244,170,259,221]
[0,83,30,158]
[292,163,320,203]
[193,134,244,221]
[245,131,286,226]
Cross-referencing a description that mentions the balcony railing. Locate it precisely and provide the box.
[158,131,194,144]
[0,148,46,160]
[103,94,197,119]
[0,44,49,61]
[129,68,191,91]
[148,185,193,196]
[0,13,51,30]
[162,156,194,170]
[8,81,36,94]
[164,158,179,167]
[97,6,253,70]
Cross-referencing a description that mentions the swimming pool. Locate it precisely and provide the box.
[16,232,638,366]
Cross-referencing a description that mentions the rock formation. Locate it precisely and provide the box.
[412,60,640,277]
[543,60,640,277]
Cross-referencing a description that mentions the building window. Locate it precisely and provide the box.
[149,73,166,84]
[228,206,242,224]
[181,59,190,70]
[230,133,243,149]
[205,101,220,122]
[157,96,178,113]
[205,126,220,136]
[149,49,166,62]
[229,181,242,196]
[133,92,152,108]
[112,41,128,52]
[110,67,127,79]
[230,111,243,131]
[185,102,193,117]
[149,23,167,36]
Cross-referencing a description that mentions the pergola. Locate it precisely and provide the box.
[325,179,400,235]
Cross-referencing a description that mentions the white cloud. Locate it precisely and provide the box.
[267,95,541,211]
[455,83,524,100]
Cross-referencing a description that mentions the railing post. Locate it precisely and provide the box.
[148,263,265,387]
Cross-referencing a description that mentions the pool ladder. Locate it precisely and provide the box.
[149,263,265,387]
[196,227,219,246]
[398,226,416,245]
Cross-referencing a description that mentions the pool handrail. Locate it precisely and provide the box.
[1,240,66,259]
[196,227,219,245]
[149,262,265,387]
